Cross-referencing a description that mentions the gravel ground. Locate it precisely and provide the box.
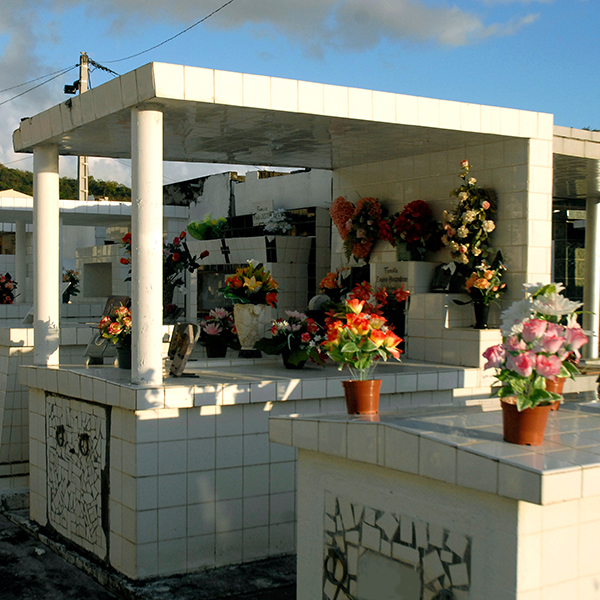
[0,509,296,600]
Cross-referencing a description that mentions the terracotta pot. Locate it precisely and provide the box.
[473,301,490,330]
[545,377,565,411]
[501,398,552,446]
[342,380,382,415]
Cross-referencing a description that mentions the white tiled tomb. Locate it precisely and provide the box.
[272,402,600,600]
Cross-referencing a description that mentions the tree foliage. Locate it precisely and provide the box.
[0,163,131,201]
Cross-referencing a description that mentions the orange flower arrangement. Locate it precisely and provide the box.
[465,260,507,305]
[220,260,278,307]
[322,298,403,380]
[330,196,385,263]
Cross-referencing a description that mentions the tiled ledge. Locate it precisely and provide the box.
[18,359,476,412]
[269,402,600,506]
[0,325,96,347]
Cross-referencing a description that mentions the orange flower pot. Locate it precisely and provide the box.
[343,380,381,415]
[545,377,565,411]
[501,398,552,446]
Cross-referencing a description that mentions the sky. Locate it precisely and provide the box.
[0,0,597,187]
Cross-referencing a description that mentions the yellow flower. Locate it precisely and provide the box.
[243,276,262,291]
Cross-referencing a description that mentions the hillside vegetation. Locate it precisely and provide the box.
[0,163,131,201]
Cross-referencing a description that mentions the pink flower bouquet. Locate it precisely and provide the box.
[484,283,588,411]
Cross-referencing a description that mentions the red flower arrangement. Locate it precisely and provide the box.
[0,273,17,304]
[120,231,209,288]
[381,200,442,260]
[330,196,385,263]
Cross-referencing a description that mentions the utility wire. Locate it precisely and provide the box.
[0,66,78,95]
[0,0,233,107]
[103,0,236,64]
[0,65,78,108]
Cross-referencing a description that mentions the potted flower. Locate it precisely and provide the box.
[219,260,278,357]
[500,281,586,407]
[442,160,497,272]
[0,273,17,304]
[380,200,443,261]
[322,298,403,414]
[199,308,240,358]
[483,283,588,444]
[62,269,80,303]
[256,311,325,369]
[307,269,352,327]
[98,306,132,369]
[330,196,385,263]
[263,208,292,236]
[187,214,228,240]
[454,253,507,329]
[121,231,209,316]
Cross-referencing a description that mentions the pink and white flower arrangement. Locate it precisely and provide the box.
[256,311,325,366]
[484,282,588,411]
[199,307,239,349]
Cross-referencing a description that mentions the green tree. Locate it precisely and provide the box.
[0,163,131,201]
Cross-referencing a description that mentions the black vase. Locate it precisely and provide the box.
[205,338,228,358]
[473,302,490,329]
[281,347,306,370]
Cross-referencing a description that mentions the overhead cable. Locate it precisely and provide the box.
[102,0,236,64]
[0,65,78,108]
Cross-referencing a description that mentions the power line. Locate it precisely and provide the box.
[0,66,79,95]
[102,0,237,64]
[0,0,235,108]
[1,156,32,166]
[0,65,78,108]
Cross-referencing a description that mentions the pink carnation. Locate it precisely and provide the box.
[540,331,565,355]
[564,326,588,352]
[521,319,548,343]
[482,344,505,369]
[507,352,535,378]
[536,354,562,379]
[505,335,526,353]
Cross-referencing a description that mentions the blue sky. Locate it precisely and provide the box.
[0,0,597,185]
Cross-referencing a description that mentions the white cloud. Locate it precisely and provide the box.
[0,0,542,184]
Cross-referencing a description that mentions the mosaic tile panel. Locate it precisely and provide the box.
[323,492,471,600]
[46,393,108,559]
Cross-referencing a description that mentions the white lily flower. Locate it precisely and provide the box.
[500,298,532,337]
[532,294,582,317]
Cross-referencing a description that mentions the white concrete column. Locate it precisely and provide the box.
[584,199,600,360]
[14,219,27,303]
[131,105,163,385]
[583,159,600,359]
[32,145,60,365]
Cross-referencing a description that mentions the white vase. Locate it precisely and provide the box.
[233,303,272,357]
